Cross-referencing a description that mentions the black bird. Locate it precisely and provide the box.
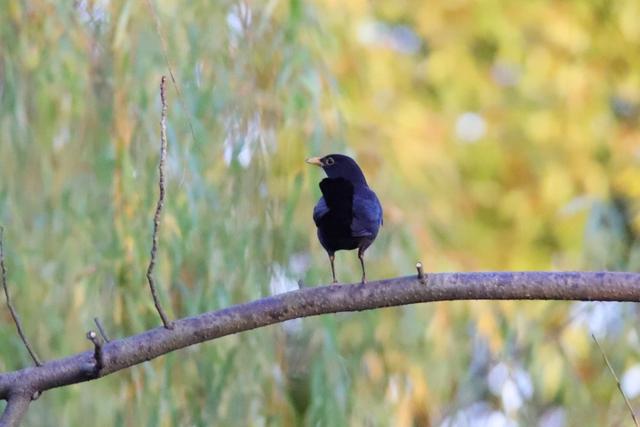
[306,154,383,284]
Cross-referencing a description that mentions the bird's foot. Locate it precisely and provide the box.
[331,280,339,285]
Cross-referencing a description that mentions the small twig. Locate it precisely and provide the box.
[0,227,42,366]
[592,334,639,427]
[145,0,198,145]
[416,261,426,284]
[145,76,173,329]
[86,331,104,375]
[93,317,110,343]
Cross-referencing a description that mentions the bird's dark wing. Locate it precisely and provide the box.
[319,177,353,207]
[315,178,354,226]
[312,196,329,226]
[351,186,383,238]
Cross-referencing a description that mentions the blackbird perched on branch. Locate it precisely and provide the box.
[306,154,383,284]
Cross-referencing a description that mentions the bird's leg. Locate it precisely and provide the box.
[329,254,338,284]
[358,249,366,284]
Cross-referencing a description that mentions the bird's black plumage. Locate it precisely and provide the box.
[306,154,383,283]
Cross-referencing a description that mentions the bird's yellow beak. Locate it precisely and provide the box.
[305,157,323,167]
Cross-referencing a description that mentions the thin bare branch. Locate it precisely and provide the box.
[0,228,41,367]
[145,0,198,144]
[145,76,173,329]
[93,317,110,343]
[592,334,639,427]
[0,394,31,427]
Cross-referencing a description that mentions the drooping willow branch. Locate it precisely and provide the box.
[93,317,110,343]
[1,270,640,426]
[145,0,198,145]
[592,333,639,426]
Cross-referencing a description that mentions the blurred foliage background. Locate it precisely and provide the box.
[1,0,640,425]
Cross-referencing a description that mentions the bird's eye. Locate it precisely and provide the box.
[325,157,335,166]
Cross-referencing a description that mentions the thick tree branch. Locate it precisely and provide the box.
[0,394,31,427]
[1,270,640,425]
[0,228,42,367]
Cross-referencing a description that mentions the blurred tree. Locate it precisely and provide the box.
[1,0,639,425]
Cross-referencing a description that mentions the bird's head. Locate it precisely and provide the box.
[306,154,368,186]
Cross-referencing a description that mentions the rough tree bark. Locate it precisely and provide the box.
[1,270,640,426]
